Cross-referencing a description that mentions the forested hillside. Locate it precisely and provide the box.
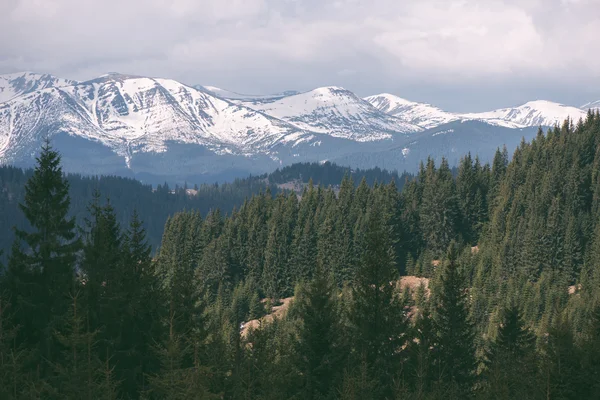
[0,162,408,261]
[1,111,600,399]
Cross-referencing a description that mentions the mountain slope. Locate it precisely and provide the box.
[240,86,423,141]
[331,120,539,173]
[0,74,321,167]
[462,100,587,127]
[364,93,457,129]
[582,100,600,111]
[0,72,77,103]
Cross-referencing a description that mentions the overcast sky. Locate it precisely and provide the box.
[1,0,599,112]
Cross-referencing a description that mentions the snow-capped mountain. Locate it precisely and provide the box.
[461,100,587,128]
[239,87,422,141]
[582,100,600,111]
[366,94,588,130]
[364,93,457,129]
[0,73,327,169]
[0,72,77,103]
[0,71,592,183]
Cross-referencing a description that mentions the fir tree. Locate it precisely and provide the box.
[433,243,477,393]
[2,139,80,372]
[483,305,537,399]
[295,264,344,399]
[348,202,408,398]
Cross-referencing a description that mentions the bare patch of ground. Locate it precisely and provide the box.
[240,297,294,337]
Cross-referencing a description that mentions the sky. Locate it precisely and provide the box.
[1,0,599,112]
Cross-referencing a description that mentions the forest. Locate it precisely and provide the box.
[1,110,600,399]
[0,160,409,261]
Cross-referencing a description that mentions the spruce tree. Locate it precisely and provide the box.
[483,305,537,399]
[296,263,344,399]
[2,139,80,372]
[50,291,118,399]
[433,243,476,393]
[348,202,407,398]
[118,211,163,397]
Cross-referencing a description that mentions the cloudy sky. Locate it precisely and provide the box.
[1,0,599,111]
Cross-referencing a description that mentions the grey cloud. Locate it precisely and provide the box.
[0,0,599,111]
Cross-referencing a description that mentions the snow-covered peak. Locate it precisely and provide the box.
[240,87,422,141]
[462,100,587,128]
[365,93,457,129]
[0,72,78,103]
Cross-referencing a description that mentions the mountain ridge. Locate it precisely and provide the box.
[0,71,590,182]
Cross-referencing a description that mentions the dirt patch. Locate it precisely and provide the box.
[240,297,294,337]
[568,284,581,295]
[397,276,430,294]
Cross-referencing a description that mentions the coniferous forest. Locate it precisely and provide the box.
[1,112,600,399]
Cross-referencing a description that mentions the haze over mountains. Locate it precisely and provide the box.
[0,71,594,183]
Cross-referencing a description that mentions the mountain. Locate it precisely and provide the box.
[239,86,422,141]
[461,100,587,128]
[0,73,403,182]
[0,71,591,183]
[367,95,588,130]
[0,72,77,103]
[582,100,600,111]
[364,93,457,129]
[0,73,331,179]
[331,120,539,173]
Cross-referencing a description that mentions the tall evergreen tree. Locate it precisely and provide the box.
[2,139,80,372]
[348,202,408,399]
[295,264,344,399]
[483,305,537,399]
[433,243,477,393]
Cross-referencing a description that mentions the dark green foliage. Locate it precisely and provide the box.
[482,305,537,399]
[347,201,408,399]
[295,265,344,399]
[2,139,80,373]
[433,244,477,393]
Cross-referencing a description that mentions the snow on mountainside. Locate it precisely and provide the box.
[462,100,587,128]
[364,93,457,129]
[367,95,587,130]
[0,71,593,182]
[0,72,77,103]
[0,73,316,165]
[582,100,600,111]
[240,86,422,141]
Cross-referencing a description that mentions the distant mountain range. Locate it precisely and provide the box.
[0,71,594,183]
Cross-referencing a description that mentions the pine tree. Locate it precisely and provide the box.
[117,211,163,397]
[433,243,477,393]
[540,313,582,400]
[581,304,600,399]
[0,292,28,400]
[80,196,126,394]
[2,139,80,373]
[407,306,436,397]
[348,202,408,398]
[295,264,344,399]
[145,306,217,400]
[483,305,537,399]
[50,291,119,399]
